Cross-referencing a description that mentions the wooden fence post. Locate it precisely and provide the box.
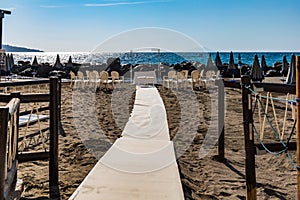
[49,77,60,199]
[296,56,300,199]
[241,76,257,200]
[57,76,65,137]
[0,107,8,200]
[216,79,225,160]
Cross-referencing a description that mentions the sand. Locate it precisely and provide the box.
[16,80,297,200]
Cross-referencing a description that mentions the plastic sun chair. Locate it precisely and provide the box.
[199,70,206,88]
[163,70,176,88]
[111,71,123,88]
[69,71,76,88]
[175,71,187,89]
[85,70,91,80]
[88,71,100,89]
[181,70,189,79]
[205,70,215,88]
[93,70,100,80]
[99,71,112,90]
[76,71,85,88]
[213,70,221,80]
[190,70,200,89]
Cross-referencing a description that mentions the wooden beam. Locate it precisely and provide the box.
[223,79,296,94]
[0,93,50,103]
[223,80,241,89]
[254,142,296,154]
[19,106,49,116]
[0,79,49,87]
[18,152,49,163]
[20,94,50,103]
[253,82,295,94]
[18,127,49,141]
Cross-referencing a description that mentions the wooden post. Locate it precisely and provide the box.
[217,79,225,160]
[296,56,300,199]
[49,77,60,199]
[0,17,2,49]
[57,76,65,137]
[0,9,11,49]
[0,107,8,200]
[241,76,257,200]
[10,92,20,188]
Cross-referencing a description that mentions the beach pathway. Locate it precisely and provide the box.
[69,86,184,200]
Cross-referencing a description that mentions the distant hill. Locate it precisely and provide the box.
[3,44,43,52]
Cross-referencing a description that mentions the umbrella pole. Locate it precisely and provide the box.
[296,56,300,199]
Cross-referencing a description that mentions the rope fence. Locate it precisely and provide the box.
[240,57,300,199]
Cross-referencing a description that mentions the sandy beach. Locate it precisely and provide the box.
[16,79,297,200]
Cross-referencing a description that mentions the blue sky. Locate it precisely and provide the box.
[1,0,299,52]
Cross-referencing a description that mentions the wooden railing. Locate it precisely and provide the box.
[0,77,62,199]
[0,98,20,200]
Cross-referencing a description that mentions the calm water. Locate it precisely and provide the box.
[10,52,300,67]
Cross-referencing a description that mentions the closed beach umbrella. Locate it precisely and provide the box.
[261,55,267,75]
[281,55,289,76]
[68,56,72,64]
[32,56,39,67]
[250,54,263,82]
[285,54,296,84]
[206,54,216,71]
[225,51,240,78]
[214,52,222,67]
[6,54,11,73]
[66,56,74,68]
[31,56,39,74]
[10,53,14,66]
[53,54,63,70]
[228,51,236,70]
[238,53,242,67]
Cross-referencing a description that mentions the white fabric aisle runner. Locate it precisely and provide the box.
[122,86,170,140]
[100,138,176,173]
[69,86,184,200]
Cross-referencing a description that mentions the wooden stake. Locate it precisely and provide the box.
[241,76,257,200]
[216,79,225,160]
[49,77,60,199]
[0,106,9,200]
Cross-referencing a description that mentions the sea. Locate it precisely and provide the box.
[9,52,300,67]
